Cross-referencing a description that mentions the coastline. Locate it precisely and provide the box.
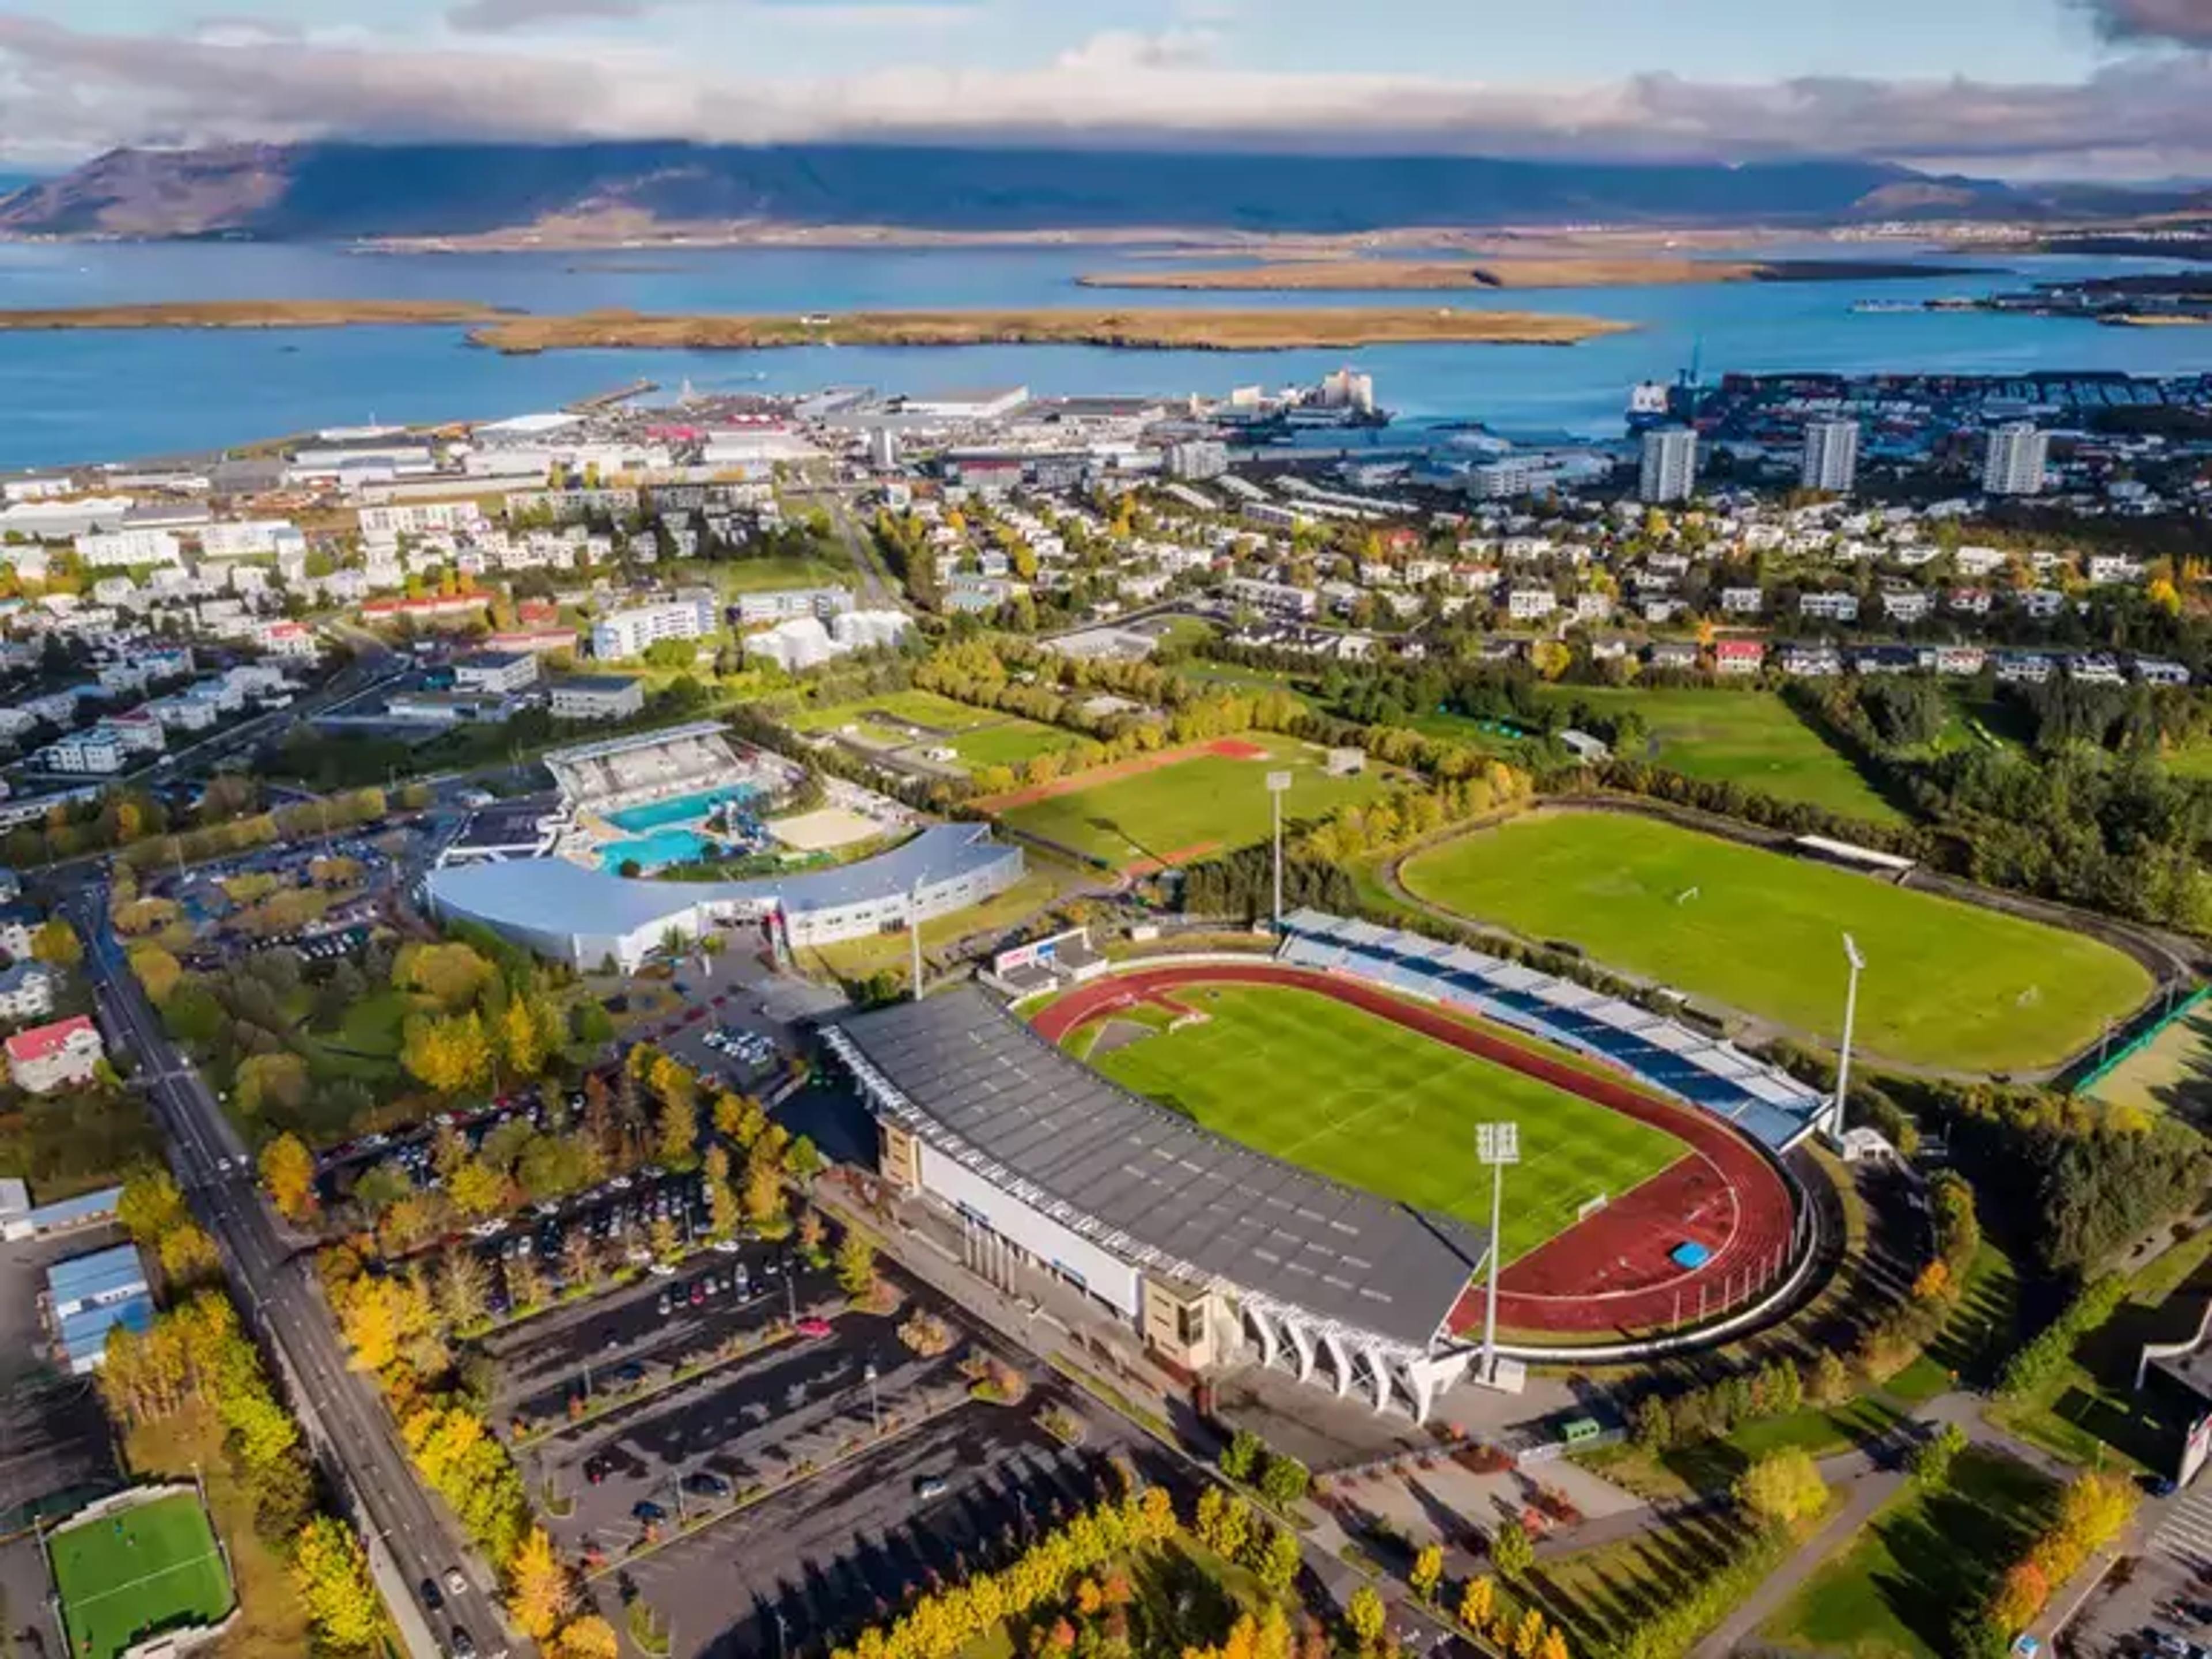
[460,306,1627,353]
[0,300,1629,351]
[1074,256,1984,292]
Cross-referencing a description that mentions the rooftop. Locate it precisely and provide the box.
[832,985,1483,1350]
[46,1244,147,1308]
[552,675,642,694]
[5,1015,97,1066]
[428,821,1017,937]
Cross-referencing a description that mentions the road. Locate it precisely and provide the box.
[72,887,514,1659]
[792,482,899,609]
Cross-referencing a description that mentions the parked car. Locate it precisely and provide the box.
[796,1317,833,1339]
[632,1501,667,1524]
[915,1476,948,1501]
[683,1471,731,1498]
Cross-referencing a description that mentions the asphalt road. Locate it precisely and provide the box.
[74,888,514,1659]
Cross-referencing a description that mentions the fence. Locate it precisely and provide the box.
[2068,983,2209,1098]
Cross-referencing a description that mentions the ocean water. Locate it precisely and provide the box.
[3,240,2210,467]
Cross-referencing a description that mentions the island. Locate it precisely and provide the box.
[461,305,1628,353]
[1076,256,1991,291]
[0,300,514,329]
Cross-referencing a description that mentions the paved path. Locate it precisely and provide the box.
[1691,1467,1906,1659]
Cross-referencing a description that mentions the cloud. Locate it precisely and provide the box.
[4,13,2212,178]
[446,0,648,32]
[2080,0,2212,46]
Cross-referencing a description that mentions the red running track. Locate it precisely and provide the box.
[1031,963,1797,1339]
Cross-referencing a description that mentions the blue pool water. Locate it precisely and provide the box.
[603,785,758,833]
[600,829,722,871]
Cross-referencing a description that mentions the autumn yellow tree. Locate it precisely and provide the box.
[260,1132,318,1221]
[1458,1575,1495,1631]
[507,1527,577,1643]
[1409,1541,1443,1603]
[291,1513,384,1652]
[1514,1607,1547,1659]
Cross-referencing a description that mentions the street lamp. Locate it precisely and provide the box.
[1265,771,1293,931]
[863,1361,880,1436]
[1475,1122,1520,1386]
[1832,934,1866,1143]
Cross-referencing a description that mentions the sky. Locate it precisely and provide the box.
[3,0,2212,177]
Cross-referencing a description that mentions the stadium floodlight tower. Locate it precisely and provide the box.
[1266,771,1294,930]
[1476,1120,1520,1385]
[1830,933,1866,1142]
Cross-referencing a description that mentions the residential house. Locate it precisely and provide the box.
[5,1015,103,1094]
[1713,639,1766,676]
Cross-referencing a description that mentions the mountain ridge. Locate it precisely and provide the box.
[0,140,2084,243]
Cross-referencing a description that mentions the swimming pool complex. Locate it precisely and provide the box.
[603,784,759,833]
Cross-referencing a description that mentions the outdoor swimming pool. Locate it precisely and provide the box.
[603,784,759,834]
[600,830,724,872]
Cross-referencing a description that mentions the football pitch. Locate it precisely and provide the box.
[991,733,1396,869]
[51,1492,234,1659]
[1401,810,2153,1073]
[1075,982,1687,1264]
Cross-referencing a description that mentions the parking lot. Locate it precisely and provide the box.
[2071,1486,2212,1659]
[493,1254,1162,1658]
[604,1398,1134,1659]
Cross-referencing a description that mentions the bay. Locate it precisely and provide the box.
[1,240,2209,468]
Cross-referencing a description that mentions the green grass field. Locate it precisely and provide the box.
[1760,1448,2052,1659]
[1401,811,2152,1073]
[996,733,1397,869]
[2087,999,2212,1119]
[1543,687,1901,824]
[786,688,999,735]
[947,719,1087,771]
[52,1493,236,1659]
[1078,983,1685,1262]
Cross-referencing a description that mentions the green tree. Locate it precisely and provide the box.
[31,916,83,968]
[1491,1516,1534,1581]
[1345,1585,1387,1650]
[1257,1453,1310,1508]
[1736,1447,1828,1529]
[1256,1523,1301,1594]
[835,1230,876,1300]
[1219,1427,1264,1482]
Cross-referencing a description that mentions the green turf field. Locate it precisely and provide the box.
[2085,998,2212,1118]
[1542,687,1901,824]
[1077,983,1686,1263]
[1400,811,2152,1073]
[52,1493,236,1659]
[996,733,1397,868]
[786,688,1000,734]
[946,719,1086,771]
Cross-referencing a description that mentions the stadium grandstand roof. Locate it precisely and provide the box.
[831,985,1484,1350]
[544,720,729,768]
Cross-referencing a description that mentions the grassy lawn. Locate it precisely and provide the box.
[1179,664,1320,707]
[335,987,427,1056]
[52,1490,237,1659]
[948,719,1089,772]
[1540,687,1902,824]
[1527,1503,1770,1654]
[794,862,1081,982]
[1986,1225,2212,1472]
[709,554,854,594]
[997,732,1399,869]
[1761,1447,2054,1659]
[1076,982,1686,1263]
[786,688,999,735]
[123,1407,310,1659]
[2087,998,2212,1119]
[1400,811,2151,1073]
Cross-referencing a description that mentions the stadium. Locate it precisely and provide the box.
[824,911,1823,1419]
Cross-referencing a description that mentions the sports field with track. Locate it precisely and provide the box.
[1400,809,2152,1073]
[52,1492,234,1659]
[1065,980,1685,1263]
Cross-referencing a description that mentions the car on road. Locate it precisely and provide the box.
[420,1577,444,1611]
[449,1626,477,1659]
[444,1568,467,1597]
[915,1475,948,1500]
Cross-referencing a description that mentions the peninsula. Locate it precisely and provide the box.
[1077,256,1988,292]
[0,300,512,329]
[461,305,1627,353]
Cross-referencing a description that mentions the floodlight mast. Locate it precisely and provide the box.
[1266,771,1294,930]
[1831,934,1866,1141]
[1476,1121,1520,1385]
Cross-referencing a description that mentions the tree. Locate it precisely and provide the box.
[703,1145,742,1241]
[1258,1453,1310,1508]
[402,1010,494,1094]
[835,1230,876,1299]
[1514,1608,1548,1659]
[743,1158,786,1230]
[654,1093,698,1171]
[647,1214,681,1264]
[260,1132,317,1221]
[1735,1448,1828,1529]
[438,1251,491,1332]
[1257,1523,1301,1594]
[1219,1428,1264,1482]
[1458,1576,1495,1632]
[1632,1392,1673,1453]
[1491,1516,1534,1580]
[291,1514,384,1652]
[1809,1349,1851,1407]
[1538,1628,1570,1659]
[158,1223,222,1286]
[507,1526,577,1643]
[1410,1541,1444,1603]
[449,1158,507,1220]
[555,1616,621,1659]
[1991,1560,2049,1633]
[31,916,83,968]
[1344,1586,1386,1650]
[127,942,184,1006]
[118,1164,188,1244]
[1910,1422,1967,1488]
